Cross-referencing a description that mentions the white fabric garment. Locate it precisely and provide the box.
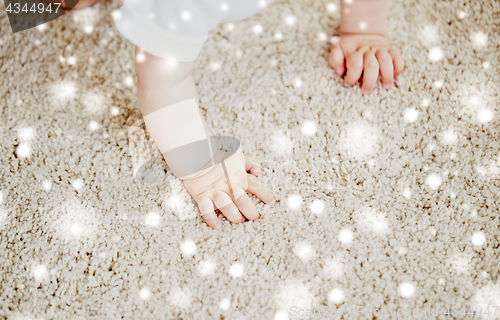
[113,0,277,62]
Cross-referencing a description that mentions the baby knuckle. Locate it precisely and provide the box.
[359,45,370,52]
[347,59,362,69]
[376,54,389,63]
[365,60,378,69]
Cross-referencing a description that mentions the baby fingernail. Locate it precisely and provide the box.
[361,89,369,95]
[268,198,276,206]
[383,83,392,90]
[214,223,222,231]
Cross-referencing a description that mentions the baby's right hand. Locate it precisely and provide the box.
[329,34,404,94]
[181,151,276,230]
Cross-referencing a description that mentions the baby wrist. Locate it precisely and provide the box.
[143,98,239,179]
[340,0,389,37]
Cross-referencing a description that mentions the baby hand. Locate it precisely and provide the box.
[181,151,275,230]
[329,34,405,94]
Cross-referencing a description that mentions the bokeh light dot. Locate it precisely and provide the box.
[338,229,353,243]
[477,109,492,123]
[274,311,289,320]
[301,121,316,136]
[318,32,328,41]
[428,47,444,62]
[253,24,263,34]
[228,263,244,278]
[328,288,344,303]
[145,212,161,227]
[220,298,231,310]
[310,200,325,214]
[426,174,442,190]
[399,282,415,298]
[181,11,192,21]
[181,239,196,255]
[285,15,296,25]
[404,108,419,123]
[403,188,411,199]
[17,143,31,158]
[42,180,52,191]
[139,287,151,300]
[471,232,485,246]
[83,25,93,34]
[287,194,302,209]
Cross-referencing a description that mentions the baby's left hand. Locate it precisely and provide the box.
[329,34,405,95]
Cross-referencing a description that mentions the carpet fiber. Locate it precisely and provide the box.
[1,0,499,319]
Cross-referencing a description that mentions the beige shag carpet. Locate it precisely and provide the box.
[1,0,500,319]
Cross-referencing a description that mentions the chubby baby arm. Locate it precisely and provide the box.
[134,48,275,230]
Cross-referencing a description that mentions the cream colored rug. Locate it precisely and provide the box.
[1,0,499,319]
